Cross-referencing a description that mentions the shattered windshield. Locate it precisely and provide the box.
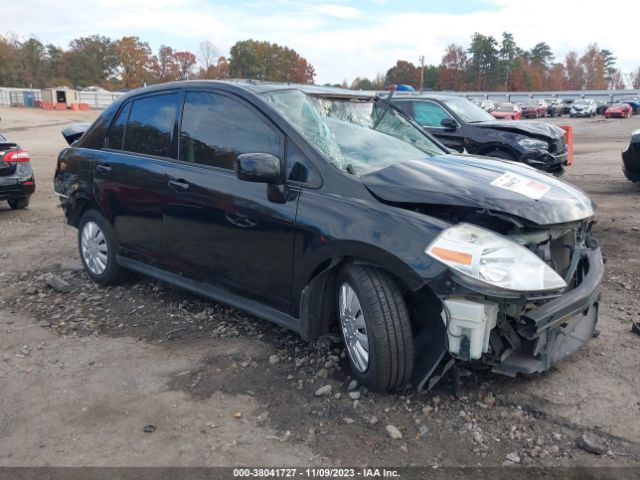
[261,89,444,174]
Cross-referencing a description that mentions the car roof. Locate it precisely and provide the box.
[117,79,374,101]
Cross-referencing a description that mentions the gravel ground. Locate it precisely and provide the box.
[0,106,639,467]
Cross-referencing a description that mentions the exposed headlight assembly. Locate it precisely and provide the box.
[517,138,549,150]
[426,223,567,293]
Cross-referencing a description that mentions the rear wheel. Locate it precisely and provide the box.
[336,264,413,392]
[8,197,29,210]
[78,209,127,286]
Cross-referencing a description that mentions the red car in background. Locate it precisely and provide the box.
[491,103,523,120]
[604,103,633,118]
[520,100,548,118]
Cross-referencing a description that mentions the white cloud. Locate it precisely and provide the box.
[4,0,640,84]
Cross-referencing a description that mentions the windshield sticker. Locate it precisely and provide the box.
[490,172,550,200]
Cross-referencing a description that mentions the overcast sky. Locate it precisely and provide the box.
[6,0,640,84]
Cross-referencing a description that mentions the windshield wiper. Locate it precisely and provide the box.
[372,90,395,130]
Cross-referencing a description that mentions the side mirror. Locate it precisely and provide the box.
[236,153,282,185]
[440,118,458,130]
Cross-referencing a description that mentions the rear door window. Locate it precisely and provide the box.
[105,101,131,150]
[179,91,283,170]
[123,93,179,158]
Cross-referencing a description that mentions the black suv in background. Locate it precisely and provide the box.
[623,129,640,182]
[390,93,568,175]
[0,134,35,209]
[55,81,602,392]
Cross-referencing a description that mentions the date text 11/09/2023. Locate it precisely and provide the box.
[233,468,400,478]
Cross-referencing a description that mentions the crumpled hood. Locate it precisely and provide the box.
[473,120,565,139]
[362,155,596,226]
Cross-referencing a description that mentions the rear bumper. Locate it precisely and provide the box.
[492,247,603,376]
[0,177,35,200]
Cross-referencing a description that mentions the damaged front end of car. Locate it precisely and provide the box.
[421,217,602,390]
[361,155,603,391]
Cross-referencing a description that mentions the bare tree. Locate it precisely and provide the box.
[199,41,218,71]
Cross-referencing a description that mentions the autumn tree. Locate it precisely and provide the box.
[198,56,230,79]
[547,63,567,90]
[385,60,420,88]
[437,44,467,90]
[229,39,315,83]
[580,44,607,90]
[565,51,583,89]
[115,36,152,89]
[175,51,196,80]
[151,45,179,83]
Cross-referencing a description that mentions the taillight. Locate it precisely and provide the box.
[4,150,31,162]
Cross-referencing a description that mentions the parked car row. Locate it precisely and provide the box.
[480,97,639,121]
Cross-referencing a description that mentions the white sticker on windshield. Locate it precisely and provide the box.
[490,172,550,200]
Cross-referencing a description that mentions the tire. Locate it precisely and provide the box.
[485,149,516,161]
[8,197,29,210]
[77,209,127,286]
[336,264,413,391]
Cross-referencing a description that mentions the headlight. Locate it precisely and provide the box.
[517,138,549,150]
[425,223,567,293]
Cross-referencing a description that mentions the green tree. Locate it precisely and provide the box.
[529,42,553,68]
[422,65,438,90]
[468,33,499,89]
[67,35,118,87]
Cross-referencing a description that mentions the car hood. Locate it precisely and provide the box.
[361,155,596,226]
[472,120,564,139]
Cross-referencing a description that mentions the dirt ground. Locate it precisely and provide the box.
[0,106,638,468]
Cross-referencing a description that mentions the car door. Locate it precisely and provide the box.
[95,92,179,266]
[163,89,298,312]
[412,101,465,152]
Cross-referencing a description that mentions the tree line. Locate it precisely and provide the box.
[1,31,639,92]
[351,32,640,91]
[0,34,315,90]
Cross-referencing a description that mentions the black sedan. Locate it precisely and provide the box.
[623,129,640,182]
[391,93,568,175]
[55,81,602,392]
[0,134,35,209]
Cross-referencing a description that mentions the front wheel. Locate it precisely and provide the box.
[336,264,414,392]
[78,209,127,286]
[8,197,29,210]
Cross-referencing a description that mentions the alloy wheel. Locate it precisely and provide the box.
[339,282,369,373]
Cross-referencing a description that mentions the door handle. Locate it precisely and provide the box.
[96,164,111,174]
[168,179,190,191]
